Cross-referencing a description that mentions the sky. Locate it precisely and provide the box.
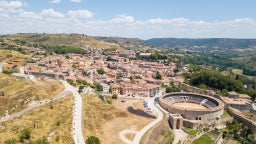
[0,0,256,39]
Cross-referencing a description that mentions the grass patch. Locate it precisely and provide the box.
[223,110,231,117]
[192,134,214,144]
[184,128,199,136]
[192,130,221,144]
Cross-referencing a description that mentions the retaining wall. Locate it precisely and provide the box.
[227,106,256,134]
[30,72,65,81]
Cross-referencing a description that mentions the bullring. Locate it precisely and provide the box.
[159,92,224,121]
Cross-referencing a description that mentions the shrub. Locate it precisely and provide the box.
[34,137,49,144]
[55,136,60,142]
[203,127,209,132]
[97,68,105,75]
[112,94,118,99]
[86,136,100,144]
[0,90,5,96]
[4,138,17,144]
[19,128,31,142]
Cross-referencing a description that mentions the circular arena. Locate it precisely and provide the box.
[159,92,224,121]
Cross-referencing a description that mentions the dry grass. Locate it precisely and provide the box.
[1,34,121,50]
[0,73,64,116]
[0,94,74,144]
[82,94,154,144]
[0,49,30,66]
[125,133,136,141]
[141,117,173,144]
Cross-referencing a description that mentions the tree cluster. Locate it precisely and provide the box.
[223,120,256,144]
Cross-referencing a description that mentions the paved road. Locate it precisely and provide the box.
[132,97,164,144]
[0,81,70,123]
[62,81,85,144]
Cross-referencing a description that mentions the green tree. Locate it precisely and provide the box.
[174,68,179,74]
[97,68,105,75]
[19,128,31,142]
[66,79,74,86]
[154,71,162,80]
[86,136,100,144]
[112,94,118,99]
[95,84,103,91]
[79,85,85,93]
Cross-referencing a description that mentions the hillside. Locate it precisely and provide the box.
[0,95,73,144]
[0,73,64,116]
[0,34,121,53]
[147,38,256,50]
[95,36,156,51]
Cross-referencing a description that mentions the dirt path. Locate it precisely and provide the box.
[119,129,138,144]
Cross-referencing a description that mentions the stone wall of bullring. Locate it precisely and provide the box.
[159,92,224,121]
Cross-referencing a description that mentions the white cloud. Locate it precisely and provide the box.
[67,10,93,19]
[0,1,23,8]
[0,13,9,18]
[19,11,41,19]
[108,15,135,24]
[70,0,82,3]
[41,9,65,18]
[50,0,61,4]
[1,8,256,39]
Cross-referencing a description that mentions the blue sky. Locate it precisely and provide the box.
[0,0,256,39]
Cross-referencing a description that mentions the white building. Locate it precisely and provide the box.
[101,83,110,93]
[0,66,2,73]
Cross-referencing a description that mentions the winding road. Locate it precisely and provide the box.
[61,81,85,144]
[132,97,164,144]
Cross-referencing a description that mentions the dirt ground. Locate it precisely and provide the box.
[82,94,154,144]
[172,102,207,110]
[141,117,173,144]
[0,94,74,144]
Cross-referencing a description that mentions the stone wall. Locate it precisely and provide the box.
[30,72,65,81]
[227,106,256,134]
[181,83,221,99]
[159,92,224,121]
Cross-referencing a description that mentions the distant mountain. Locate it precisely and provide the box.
[147,38,256,49]
[95,36,146,45]
[94,36,153,50]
